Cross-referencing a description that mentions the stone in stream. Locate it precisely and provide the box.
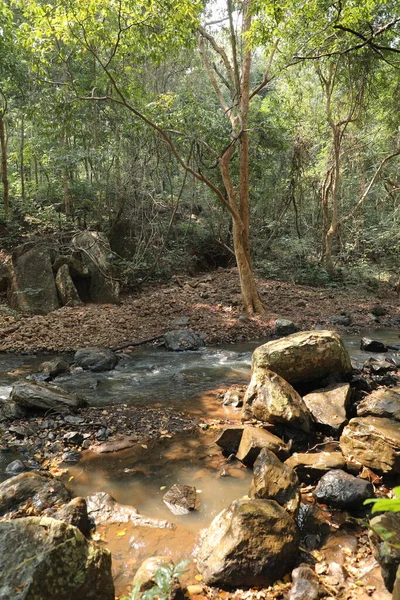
[236,426,290,466]
[289,564,319,600]
[340,417,400,473]
[86,491,172,528]
[215,427,244,455]
[5,459,27,475]
[10,380,86,411]
[285,452,346,482]
[163,484,199,515]
[196,498,299,587]
[360,337,388,352]
[302,383,351,433]
[163,329,205,351]
[251,330,352,385]
[0,517,114,600]
[44,497,91,537]
[0,399,29,421]
[249,448,299,515]
[39,358,70,378]
[369,512,400,593]
[242,369,313,433]
[313,469,373,508]
[222,385,246,407]
[357,387,400,421]
[0,471,71,517]
[74,347,117,372]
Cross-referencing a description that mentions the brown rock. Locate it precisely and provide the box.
[357,387,400,421]
[303,383,351,433]
[236,426,290,466]
[163,484,199,515]
[215,427,244,455]
[249,448,299,514]
[285,452,346,481]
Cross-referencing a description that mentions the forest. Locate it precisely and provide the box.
[0,0,399,312]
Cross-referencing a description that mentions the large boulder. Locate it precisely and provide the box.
[10,380,86,411]
[196,498,299,587]
[74,347,117,372]
[0,517,114,600]
[340,417,400,473]
[251,330,352,385]
[163,330,205,351]
[72,231,119,303]
[303,383,351,433]
[0,471,71,517]
[242,369,313,433]
[249,448,299,514]
[7,242,60,314]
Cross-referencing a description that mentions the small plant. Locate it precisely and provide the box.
[121,559,189,600]
[364,486,400,514]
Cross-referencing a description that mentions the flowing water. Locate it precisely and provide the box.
[0,329,399,594]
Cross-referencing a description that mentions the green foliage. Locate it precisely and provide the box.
[364,487,400,514]
[121,560,189,600]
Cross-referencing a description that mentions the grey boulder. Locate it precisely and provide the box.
[74,347,117,372]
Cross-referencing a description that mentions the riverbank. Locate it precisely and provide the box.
[0,268,399,353]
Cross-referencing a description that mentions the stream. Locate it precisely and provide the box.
[0,328,399,595]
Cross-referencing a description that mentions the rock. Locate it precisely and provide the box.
[61,450,82,464]
[52,255,90,279]
[132,556,184,599]
[357,387,400,421]
[242,369,313,433]
[302,383,351,433]
[215,427,244,455]
[362,358,397,374]
[329,314,352,326]
[10,380,86,411]
[0,517,114,600]
[249,448,299,514]
[285,452,346,482]
[222,386,245,407]
[275,318,298,336]
[63,431,84,445]
[340,417,400,473]
[171,316,190,327]
[0,399,29,421]
[74,347,117,372]
[45,497,91,537]
[236,426,290,466]
[0,471,71,517]
[72,231,119,303]
[289,564,319,600]
[86,491,172,528]
[313,469,373,508]
[369,512,400,592]
[360,337,388,352]
[163,484,199,515]
[163,330,205,351]
[394,565,400,599]
[7,242,60,314]
[251,330,352,385]
[39,358,70,378]
[56,263,84,307]
[371,305,388,317]
[0,259,11,293]
[196,498,299,587]
[5,459,27,475]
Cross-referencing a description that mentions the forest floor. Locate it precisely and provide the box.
[0,267,399,353]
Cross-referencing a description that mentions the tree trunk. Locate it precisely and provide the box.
[0,111,9,219]
[20,113,26,203]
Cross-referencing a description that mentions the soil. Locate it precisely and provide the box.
[0,267,399,353]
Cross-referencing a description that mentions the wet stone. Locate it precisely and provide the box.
[360,337,388,352]
[86,491,172,528]
[163,329,205,351]
[39,358,70,378]
[313,469,373,509]
[215,427,244,455]
[163,484,199,515]
[10,380,86,411]
[74,347,118,372]
[249,448,299,514]
[5,459,27,475]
